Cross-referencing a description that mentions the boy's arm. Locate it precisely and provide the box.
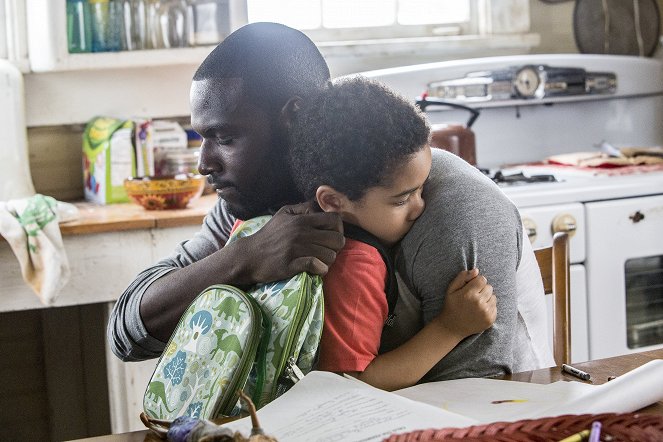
[349,269,496,391]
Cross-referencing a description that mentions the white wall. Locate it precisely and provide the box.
[23,38,541,127]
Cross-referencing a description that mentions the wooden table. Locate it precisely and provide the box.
[71,349,663,441]
[502,348,663,415]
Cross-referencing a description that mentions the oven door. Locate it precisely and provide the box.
[586,194,663,360]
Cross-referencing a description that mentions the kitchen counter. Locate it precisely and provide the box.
[0,194,218,313]
[60,194,218,235]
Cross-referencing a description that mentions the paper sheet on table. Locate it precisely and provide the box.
[223,371,477,442]
[527,359,663,419]
[396,360,663,423]
[395,377,593,423]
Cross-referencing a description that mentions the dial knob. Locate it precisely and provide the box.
[514,66,541,98]
[552,213,577,237]
[522,217,537,243]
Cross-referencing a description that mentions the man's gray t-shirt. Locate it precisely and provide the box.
[382,149,524,381]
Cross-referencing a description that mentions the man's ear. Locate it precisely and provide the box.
[280,96,302,128]
[315,185,347,213]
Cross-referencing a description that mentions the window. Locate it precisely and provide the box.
[246,0,530,42]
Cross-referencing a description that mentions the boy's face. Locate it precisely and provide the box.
[190,78,295,219]
[343,145,432,247]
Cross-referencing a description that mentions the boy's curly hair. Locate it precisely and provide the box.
[289,76,430,202]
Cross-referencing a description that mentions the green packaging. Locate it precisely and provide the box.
[83,116,136,204]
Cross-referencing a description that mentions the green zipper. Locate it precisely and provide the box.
[267,274,313,401]
[216,286,264,416]
[250,309,272,407]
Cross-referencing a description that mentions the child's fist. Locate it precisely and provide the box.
[437,269,497,338]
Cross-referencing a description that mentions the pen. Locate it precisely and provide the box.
[588,421,602,442]
[561,363,591,381]
[558,429,590,442]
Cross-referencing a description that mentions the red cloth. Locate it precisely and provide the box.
[317,239,388,373]
[230,219,243,235]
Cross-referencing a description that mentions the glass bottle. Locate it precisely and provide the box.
[122,0,147,50]
[145,0,164,49]
[189,0,228,46]
[159,0,191,48]
[66,0,92,53]
[90,0,124,52]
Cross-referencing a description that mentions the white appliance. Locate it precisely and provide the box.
[0,59,35,201]
[363,54,663,362]
[586,194,663,359]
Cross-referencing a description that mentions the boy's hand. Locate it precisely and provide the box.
[434,269,497,339]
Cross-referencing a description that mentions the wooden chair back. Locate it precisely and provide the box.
[533,232,571,366]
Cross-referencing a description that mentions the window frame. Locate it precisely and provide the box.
[2,0,29,71]
[0,0,8,59]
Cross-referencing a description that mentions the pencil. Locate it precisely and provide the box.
[557,429,590,442]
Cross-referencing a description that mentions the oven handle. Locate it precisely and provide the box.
[415,96,481,128]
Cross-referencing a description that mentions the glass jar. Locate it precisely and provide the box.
[121,0,147,50]
[189,0,229,46]
[89,0,124,52]
[163,149,199,176]
[161,0,191,48]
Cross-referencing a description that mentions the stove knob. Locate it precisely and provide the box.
[522,217,537,243]
[552,213,577,237]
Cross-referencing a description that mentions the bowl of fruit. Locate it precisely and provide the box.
[124,174,206,210]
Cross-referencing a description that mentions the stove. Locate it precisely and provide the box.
[481,169,557,186]
[363,54,663,362]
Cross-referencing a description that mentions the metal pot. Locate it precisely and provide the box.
[416,96,480,166]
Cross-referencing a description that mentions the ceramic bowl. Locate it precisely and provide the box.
[124,174,206,210]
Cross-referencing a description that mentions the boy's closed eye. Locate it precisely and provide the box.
[393,194,412,206]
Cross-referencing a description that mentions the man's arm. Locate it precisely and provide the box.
[108,199,344,361]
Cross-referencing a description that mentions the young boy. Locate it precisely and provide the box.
[289,76,497,391]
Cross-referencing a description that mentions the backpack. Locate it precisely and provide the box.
[142,215,324,420]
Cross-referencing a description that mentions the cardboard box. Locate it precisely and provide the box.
[83,117,136,204]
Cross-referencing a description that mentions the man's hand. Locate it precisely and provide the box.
[233,201,345,284]
[434,269,497,340]
[141,201,344,341]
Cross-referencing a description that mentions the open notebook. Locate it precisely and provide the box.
[224,359,663,442]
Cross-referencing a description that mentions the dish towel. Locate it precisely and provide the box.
[0,194,71,305]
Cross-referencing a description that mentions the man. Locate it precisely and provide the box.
[107,22,345,360]
[109,22,551,379]
[382,148,554,380]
